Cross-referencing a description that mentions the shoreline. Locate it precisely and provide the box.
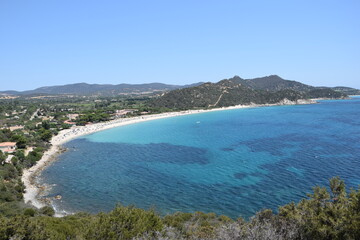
[21,99,316,211]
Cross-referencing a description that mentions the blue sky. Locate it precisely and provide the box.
[1,0,359,91]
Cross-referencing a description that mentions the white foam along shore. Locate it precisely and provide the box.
[21,99,316,209]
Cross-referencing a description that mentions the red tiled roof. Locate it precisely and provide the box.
[0,142,17,147]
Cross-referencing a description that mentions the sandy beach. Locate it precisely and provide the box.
[21,99,316,210]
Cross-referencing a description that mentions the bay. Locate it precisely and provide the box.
[39,97,360,218]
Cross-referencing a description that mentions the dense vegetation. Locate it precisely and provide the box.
[0,82,204,96]
[0,177,358,239]
[237,75,314,92]
[306,88,346,99]
[331,86,360,95]
[0,126,47,211]
[149,77,347,110]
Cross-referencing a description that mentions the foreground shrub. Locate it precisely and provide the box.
[0,177,359,239]
[86,205,163,240]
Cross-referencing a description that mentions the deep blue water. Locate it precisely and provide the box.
[39,97,360,218]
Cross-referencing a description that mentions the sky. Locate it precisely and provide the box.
[0,0,359,91]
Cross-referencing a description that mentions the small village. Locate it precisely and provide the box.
[0,95,156,168]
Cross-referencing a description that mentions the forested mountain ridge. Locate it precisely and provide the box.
[0,82,204,96]
[227,75,359,95]
[149,76,347,110]
[1,74,358,97]
[331,86,360,95]
[236,75,315,92]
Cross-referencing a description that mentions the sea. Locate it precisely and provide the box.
[38,97,360,219]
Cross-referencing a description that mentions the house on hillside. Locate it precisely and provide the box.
[114,109,136,118]
[0,142,17,153]
[40,116,54,121]
[9,125,24,131]
[64,120,76,125]
[67,114,79,120]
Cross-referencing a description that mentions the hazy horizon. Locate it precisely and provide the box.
[1,74,359,92]
[1,1,359,91]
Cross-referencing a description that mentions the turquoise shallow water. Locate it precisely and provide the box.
[39,97,360,218]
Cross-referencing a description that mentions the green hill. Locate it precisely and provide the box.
[149,76,346,110]
[239,75,314,92]
[332,86,360,95]
[0,82,204,96]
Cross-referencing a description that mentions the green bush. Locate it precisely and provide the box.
[39,206,55,217]
[23,208,36,217]
[86,205,163,240]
